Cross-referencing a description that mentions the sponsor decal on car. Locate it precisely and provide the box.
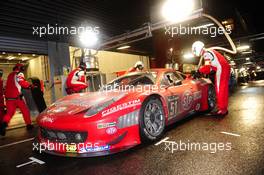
[102,99,141,117]
[193,91,202,100]
[182,90,193,110]
[79,145,110,153]
[40,116,54,123]
[195,103,201,111]
[97,122,116,129]
[106,127,117,135]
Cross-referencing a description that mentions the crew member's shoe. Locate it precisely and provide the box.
[26,124,34,130]
[0,122,8,136]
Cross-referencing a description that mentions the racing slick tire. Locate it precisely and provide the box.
[139,97,165,142]
[207,84,216,111]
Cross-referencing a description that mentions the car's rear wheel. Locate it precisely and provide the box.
[207,85,216,111]
[139,97,165,142]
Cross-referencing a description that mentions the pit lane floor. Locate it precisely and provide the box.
[1,81,264,175]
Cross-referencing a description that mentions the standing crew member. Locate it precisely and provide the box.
[192,41,231,116]
[126,61,144,74]
[0,64,33,136]
[0,69,5,123]
[66,62,88,94]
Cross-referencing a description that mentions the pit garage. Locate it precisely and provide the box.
[0,0,264,175]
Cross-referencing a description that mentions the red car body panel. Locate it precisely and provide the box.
[36,69,212,157]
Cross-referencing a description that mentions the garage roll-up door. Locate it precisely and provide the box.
[0,36,48,54]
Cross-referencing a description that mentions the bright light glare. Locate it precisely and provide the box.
[21,57,30,61]
[239,67,246,72]
[79,31,98,47]
[117,45,131,50]
[237,45,250,51]
[230,61,236,66]
[7,56,15,60]
[256,66,261,69]
[162,0,195,22]
[183,53,194,59]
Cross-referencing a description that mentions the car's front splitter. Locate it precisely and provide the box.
[34,130,140,157]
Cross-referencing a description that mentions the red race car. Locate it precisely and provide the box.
[36,69,216,157]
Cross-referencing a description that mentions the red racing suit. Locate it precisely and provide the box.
[66,68,88,94]
[126,67,144,74]
[126,67,137,73]
[3,71,31,125]
[0,77,4,122]
[199,49,231,112]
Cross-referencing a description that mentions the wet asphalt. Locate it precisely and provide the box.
[0,81,264,175]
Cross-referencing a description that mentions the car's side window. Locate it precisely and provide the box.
[161,72,182,86]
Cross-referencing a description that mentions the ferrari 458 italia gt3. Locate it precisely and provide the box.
[36,69,216,157]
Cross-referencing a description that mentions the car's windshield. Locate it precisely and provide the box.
[101,72,157,91]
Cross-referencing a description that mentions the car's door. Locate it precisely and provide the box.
[161,71,192,121]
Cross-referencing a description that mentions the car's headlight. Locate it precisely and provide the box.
[84,94,125,117]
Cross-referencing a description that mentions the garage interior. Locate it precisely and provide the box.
[0,0,264,174]
[0,52,51,128]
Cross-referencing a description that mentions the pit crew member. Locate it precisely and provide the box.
[192,41,231,116]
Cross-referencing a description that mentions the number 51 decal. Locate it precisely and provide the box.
[167,95,179,119]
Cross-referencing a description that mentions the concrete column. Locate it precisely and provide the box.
[48,41,70,102]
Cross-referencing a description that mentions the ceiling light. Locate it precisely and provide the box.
[79,31,99,47]
[117,45,131,50]
[183,53,194,59]
[7,56,15,60]
[2,52,6,55]
[241,51,252,54]
[162,0,195,22]
[256,66,261,69]
[18,53,22,56]
[237,45,250,51]
[193,23,214,29]
[21,57,30,61]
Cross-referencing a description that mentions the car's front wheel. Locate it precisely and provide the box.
[139,97,165,142]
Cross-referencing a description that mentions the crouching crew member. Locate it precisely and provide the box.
[192,41,231,116]
[0,64,33,136]
[126,61,144,74]
[66,62,88,94]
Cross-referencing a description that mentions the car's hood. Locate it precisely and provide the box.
[41,91,125,117]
